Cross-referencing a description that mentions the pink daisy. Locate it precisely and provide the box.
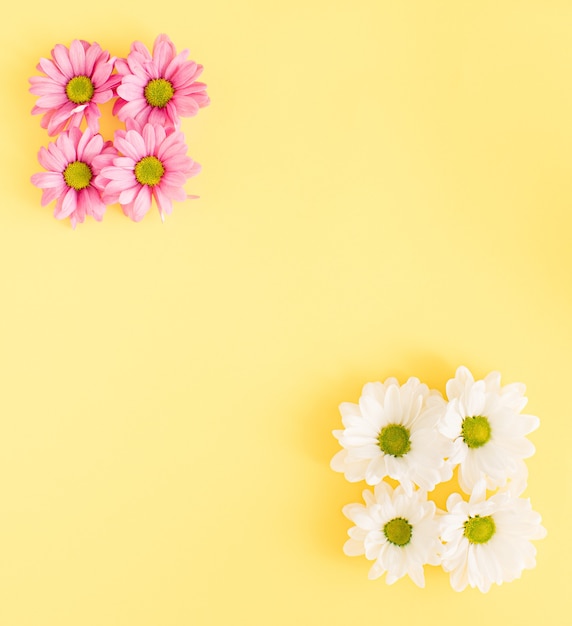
[99,121,201,222]
[30,40,120,136]
[113,34,209,128]
[31,127,117,228]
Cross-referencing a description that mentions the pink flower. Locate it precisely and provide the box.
[31,127,117,228]
[30,40,120,136]
[113,34,209,128]
[99,121,201,222]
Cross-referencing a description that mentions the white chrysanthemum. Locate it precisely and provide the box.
[440,481,546,592]
[342,483,442,588]
[331,377,453,494]
[440,366,539,494]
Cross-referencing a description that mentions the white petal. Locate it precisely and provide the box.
[343,538,365,556]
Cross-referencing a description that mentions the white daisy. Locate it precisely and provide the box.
[440,480,546,592]
[342,482,442,587]
[331,377,453,494]
[440,366,539,494]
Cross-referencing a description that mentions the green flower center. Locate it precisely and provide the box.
[378,424,411,457]
[464,515,496,544]
[462,415,492,448]
[66,76,95,104]
[63,161,92,190]
[384,517,413,546]
[144,78,175,108]
[135,156,165,186]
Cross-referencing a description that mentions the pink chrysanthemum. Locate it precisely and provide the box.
[29,40,120,136]
[99,121,201,222]
[31,127,117,228]
[113,34,209,128]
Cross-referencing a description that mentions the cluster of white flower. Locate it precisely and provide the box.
[331,366,546,592]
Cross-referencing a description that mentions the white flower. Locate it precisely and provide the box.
[440,480,546,592]
[440,366,539,494]
[342,482,442,587]
[331,377,453,494]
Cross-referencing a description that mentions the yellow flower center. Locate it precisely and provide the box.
[144,78,174,108]
[462,415,492,448]
[464,515,496,544]
[135,156,165,186]
[378,424,411,457]
[63,161,92,190]
[66,76,95,104]
[384,517,412,546]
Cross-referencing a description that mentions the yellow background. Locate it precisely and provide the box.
[1,1,570,624]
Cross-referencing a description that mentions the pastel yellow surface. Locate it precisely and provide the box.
[1,1,570,624]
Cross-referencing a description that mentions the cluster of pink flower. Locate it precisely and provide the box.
[30,35,209,227]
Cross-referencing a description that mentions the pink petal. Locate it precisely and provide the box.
[189,161,202,177]
[75,127,92,159]
[132,40,152,60]
[84,43,101,77]
[153,185,173,215]
[171,61,200,86]
[175,82,208,97]
[153,34,175,55]
[142,124,156,155]
[100,73,122,91]
[68,109,87,131]
[114,58,130,74]
[46,103,75,135]
[153,40,174,76]
[69,205,86,229]
[114,98,149,123]
[129,58,150,80]
[91,60,113,87]
[112,156,136,168]
[117,82,145,101]
[69,40,86,75]
[36,92,69,108]
[142,59,160,80]
[43,110,67,136]
[164,51,190,81]
[118,185,139,205]
[114,136,143,162]
[147,107,170,126]
[31,171,64,188]
[160,135,187,161]
[112,98,126,116]
[57,133,77,164]
[174,96,200,117]
[52,44,74,78]
[40,185,65,206]
[126,129,147,155]
[81,185,104,215]
[163,155,193,174]
[29,77,64,95]
[39,144,65,171]
[102,178,139,199]
[131,185,152,221]
[57,187,78,219]
[154,124,167,145]
[84,104,101,132]
[38,57,67,84]
[161,172,187,188]
[157,131,185,161]
[99,165,135,181]
[81,133,105,164]
[91,151,117,175]
[121,73,148,88]
[67,126,83,146]
[160,183,187,202]
[91,88,114,104]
